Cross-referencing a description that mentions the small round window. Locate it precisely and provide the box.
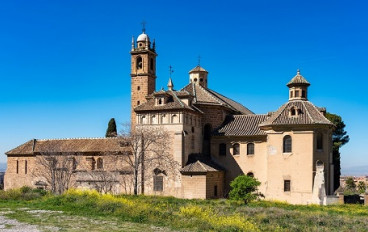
[194,78,198,82]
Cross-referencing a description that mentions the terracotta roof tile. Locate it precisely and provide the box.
[135,90,198,112]
[214,114,268,136]
[181,83,253,115]
[287,70,310,87]
[260,100,333,127]
[6,138,129,155]
[189,65,208,73]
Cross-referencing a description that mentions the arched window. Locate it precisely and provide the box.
[247,172,254,178]
[172,114,178,123]
[247,143,254,155]
[161,114,168,124]
[141,116,147,124]
[151,115,157,124]
[219,143,226,156]
[290,108,296,116]
[97,158,103,169]
[283,135,292,153]
[316,132,323,150]
[233,143,240,155]
[153,168,164,192]
[136,57,143,70]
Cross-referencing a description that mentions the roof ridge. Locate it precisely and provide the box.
[170,90,184,107]
[37,137,120,141]
[197,160,209,171]
[197,84,225,105]
[305,101,331,124]
[301,101,314,123]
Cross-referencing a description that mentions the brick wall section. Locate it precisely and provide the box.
[206,171,224,198]
[5,156,36,189]
[131,76,156,128]
[198,105,229,129]
[181,175,207,199]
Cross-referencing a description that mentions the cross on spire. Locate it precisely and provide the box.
[169,65,174,78]
[141,20,146,33]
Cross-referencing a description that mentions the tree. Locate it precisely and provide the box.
[86,154,134,194]
[345,177,356,191]
[229,175,262,204]
[33,152,81,194]
[326,112,349,191]
[106,118,117,137]
[357,181,366,194]
[119,125,177,195]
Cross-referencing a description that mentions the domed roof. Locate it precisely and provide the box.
[189,65,208,73]
[137,32,149,42]
[287,69,310,87]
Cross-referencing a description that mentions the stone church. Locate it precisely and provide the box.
[4,29,335,204]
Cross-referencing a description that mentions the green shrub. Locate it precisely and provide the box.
[229,175,263,204]
[0,187,47,201]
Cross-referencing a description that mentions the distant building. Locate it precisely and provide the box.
[4,29,335,204]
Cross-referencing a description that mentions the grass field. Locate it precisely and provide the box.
[0,188,368,231]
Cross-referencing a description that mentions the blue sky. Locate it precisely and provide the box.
[0,0,367,174]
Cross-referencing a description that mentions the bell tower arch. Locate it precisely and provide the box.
[130,28,157,128]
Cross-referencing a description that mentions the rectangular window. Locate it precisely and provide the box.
[25,160,27,174]
[317,133,323,150]
[154,176,163,191]
[214,185,218,197]
[219,143,226,156]
[16,160,19,174]
[284,180,291,192]
[290,91,293,98]
[302,90,306,98]
[295,90,300,97]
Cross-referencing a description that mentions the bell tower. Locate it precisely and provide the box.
[130,27,157,128]
[287,69,310,101]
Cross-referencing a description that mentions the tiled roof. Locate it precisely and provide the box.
[287,70,310,87]
[259,100,333,127]
[181,154,223,174]
[134,90,199,112]
[180,160,218,173]
[214,114,268,136]
[181,83,253,115]
[6,138,129,155]
[189,65,208,73]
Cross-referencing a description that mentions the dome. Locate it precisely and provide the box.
[137,32,149,42]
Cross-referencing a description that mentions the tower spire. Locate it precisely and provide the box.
[167,77,174,91]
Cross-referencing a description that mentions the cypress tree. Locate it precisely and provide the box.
[326,112,349,191]
[105,118,117,137]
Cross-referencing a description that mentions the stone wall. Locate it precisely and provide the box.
[181,174,207,199]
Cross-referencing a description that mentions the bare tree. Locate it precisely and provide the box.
[33,152,80,194]
[120,124,178,195]
[86,153,133,194]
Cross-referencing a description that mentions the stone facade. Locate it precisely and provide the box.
[4,30,335,204]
